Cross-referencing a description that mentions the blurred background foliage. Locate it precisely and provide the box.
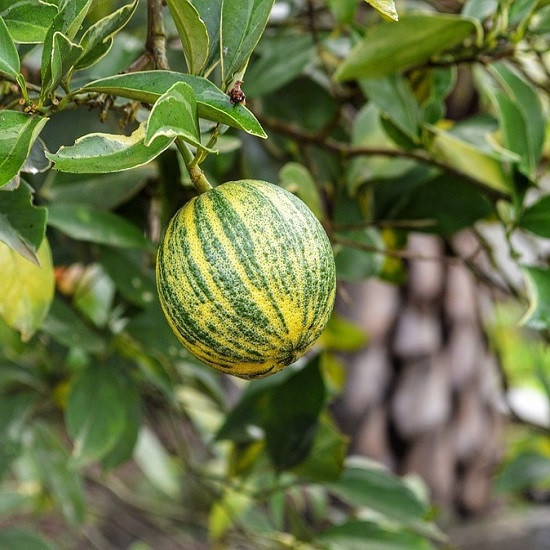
[1,0,550,548]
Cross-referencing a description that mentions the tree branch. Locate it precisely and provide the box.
[146,0,169,70]
[256,113,509,201]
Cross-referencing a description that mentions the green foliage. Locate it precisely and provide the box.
[0,0,549,546]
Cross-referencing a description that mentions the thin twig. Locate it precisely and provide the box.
[257,113,508,201]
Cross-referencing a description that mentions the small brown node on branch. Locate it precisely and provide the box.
[228,81,246,106]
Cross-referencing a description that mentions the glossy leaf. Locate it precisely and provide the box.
[462,0,498,20]
[1,1,58,43]
[244,33,315,98]
[133,427,182,497]
[73,264,115,328]
[40,165,155,210]
[521,266,550,330]
[166,0,209,75]
[47,203,152,250]
[520,195,550,238]
[0,182,47,264]
[0,112,48,188]
[66,366,128,466]
[360,74,421,142]
[347,104,417,195]
[0,393,36,477]
[491,63,545,179]
[328,458,428,523]
[22,138,51,174]
[82,71,267,138]
[101,377,141,469]
[319,520,432,550]
[99,247,156,308]
[334,14,480,81]
[495,451,550,493]
[0,529,57,550]
[386,174,494,236]
[220,0,275,87]
[41,0,93,92]
[426,124,511,196]
[25,422,86,525]
[46,31,83,96]
[0,14,19,78]
[41,297,106,353]
[190,0,222,70]
[46,123,173,174]
[0,238,54,341]
[279,162,324,221]
[364,0,398,22]
[145,82,205,150]
[293,412,349,482]
[264,356,327,470]
[334,229,385,281]
[319,313,367,352]
[75,0,138,69]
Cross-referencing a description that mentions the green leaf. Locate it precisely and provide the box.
[293,412,349,482]
[334,14,480,81]
[40,165,155,210]
[101,376,140,469]
[319,520,432,550]
[1,1,57,43]
[0,238,54,341]
[0,529,57,550]
[133,427,182,497]
[495,451,550,493]
[319,313,367,352]
[99,247,156,308]
[0,112,49,188]
[386,174,494,236]
[73,263,115,328]
[491,63,545,179]
[46,123,173,174]
[166,0,209,75]
[264,356,327,470]
[82,71,267,138]
[426,124,512,196]
[520,195,550,238]
[75,0,138,69]
[190,0,222,70]
[462,0,498,20]
[47,203,152,250]
[46,31,83,96]
[279,162,324,221]
[41,297,106,353]
[328,458,427,524]
[0,182,47,264]
[220,0,275,88]
[347,104,417,195]
[0,14,19,78]
[66,365,128,466]
[40,0,93,93]
[364,0,398,22]
[145,82,206,150]
[360,74,420,142]
[334,229,385,281]
[244,33,315,98]
[25,422,86,525]
[521,266,550,330]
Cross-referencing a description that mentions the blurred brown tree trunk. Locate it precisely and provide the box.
[333,233,504,516]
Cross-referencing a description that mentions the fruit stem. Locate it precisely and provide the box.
[176,138,212,194]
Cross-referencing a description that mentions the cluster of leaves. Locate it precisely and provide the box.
[0,0,549,547]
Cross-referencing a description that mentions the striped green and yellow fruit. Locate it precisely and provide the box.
[156,179,336,379]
